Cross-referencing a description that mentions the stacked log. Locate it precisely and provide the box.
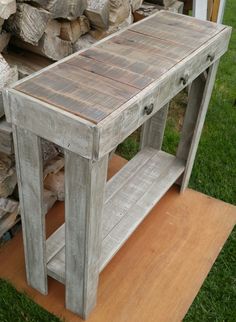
[0,0,16,52]
[2,0,184,62]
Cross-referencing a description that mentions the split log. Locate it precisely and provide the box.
[43,155,64,179]
[89,8,133,41]
[0,153,17,198]
[0,55,18,118]
[130,0,143,12]
[85,0,109,30]
[22,0,88,20]
[0,0,16,19]
[109,0,131,26]
[12,33,73,61]
[44,169,65,201]
[0,18,4,32]
[60,16,90,43]
[168,1,183,13]
[73,33,96,52]
[133,3,159,21]
[147,0,176,7]
[0,197,19,238]
[133,1,183,21]
[0,31,11,52]
[41,139,59,164]
[45,19,61,37]
[3,49,52,78]
[43,189,57,215]
[0,118,13,155]
[6,3,51,45]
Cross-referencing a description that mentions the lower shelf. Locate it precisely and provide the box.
[46,148,185,284]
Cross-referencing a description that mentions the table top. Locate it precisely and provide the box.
[14,11,226,125]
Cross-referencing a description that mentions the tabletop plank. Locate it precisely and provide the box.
[81,47,165,79]
[111,30,194,62]
[159,11,224,34]
[131,23,214,49]
[67,55,155,90]
[15,11,226,124]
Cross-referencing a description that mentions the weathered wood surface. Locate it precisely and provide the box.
[177,74,206,162]
[44,169,64,201]
[95,27,231,159]
[148,0,176,7]
[60,16,90,43]
[13,11,229,126]
[43,189,57,215]
[3,89,95,158]
[47,148,185,283]
[140,104,169,150]
[130,0,143,12]
[0,55,18,118]
[85,0,109,30]
[0,197,19,238]
[180,62,220,192]
[133,1,184,22]
[0,0,16,19]
[3,49,52,78]
[0,152,16,198]
[6,3,51,45]
[0,31,11,52]
[18,0,87,20]
[64,152,108,318]
[12,126,47,294]
[0,118,13,155]
[12,34,73,61]
[3,11,232,320]
[43,155,64,179]
[109,0,131,26]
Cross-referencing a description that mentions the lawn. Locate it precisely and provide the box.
[0,1,235,321]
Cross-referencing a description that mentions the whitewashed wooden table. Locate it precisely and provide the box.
[3,11,231,319]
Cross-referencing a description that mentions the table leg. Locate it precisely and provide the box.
[140,104,169,150]
[12,125,47,294]
[64,151,108,319]
[177,61,219,192]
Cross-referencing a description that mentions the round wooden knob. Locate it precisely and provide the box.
[144,103,154,115]
[180,75,189,86]
[207,54,215,62]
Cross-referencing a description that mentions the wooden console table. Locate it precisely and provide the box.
[3,11,231,319]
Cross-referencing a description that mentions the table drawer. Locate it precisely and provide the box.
[157,28,231,107]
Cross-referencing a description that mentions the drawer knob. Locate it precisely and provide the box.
[144,103,154,115]
[180,75,189,86]
[207,54,215,62]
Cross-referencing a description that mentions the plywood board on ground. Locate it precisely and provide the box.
[0,155,235,322]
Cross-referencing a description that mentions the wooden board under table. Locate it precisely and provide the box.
[0,155,235,322]
[5,10,231,160]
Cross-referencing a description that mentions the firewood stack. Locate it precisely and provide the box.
[0,0,184,239]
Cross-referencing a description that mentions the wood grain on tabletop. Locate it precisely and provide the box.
[14,11,225,124]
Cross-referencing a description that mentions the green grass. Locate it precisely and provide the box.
[0,1,235,321]
[0,279,61,322]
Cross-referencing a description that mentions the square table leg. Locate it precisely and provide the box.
[12,125,47,295]
[140,103,169,151]
[64,151,108,319]
[177,61,219,191]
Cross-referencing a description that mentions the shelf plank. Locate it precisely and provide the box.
[47,149,185,284]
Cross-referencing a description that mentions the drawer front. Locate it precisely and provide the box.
[97,28,231,159]
[157,27,231,107]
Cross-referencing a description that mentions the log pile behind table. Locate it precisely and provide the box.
[0,0,183,240]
